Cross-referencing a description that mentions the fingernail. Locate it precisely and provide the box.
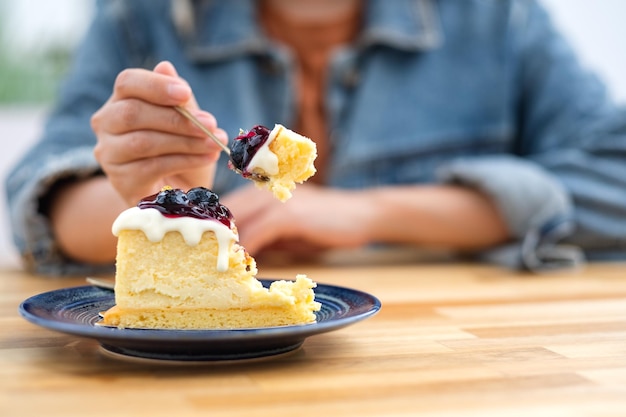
[167,83,191,101]
[195,114,215,128]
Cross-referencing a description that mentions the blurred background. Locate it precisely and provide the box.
[0,0,625,268]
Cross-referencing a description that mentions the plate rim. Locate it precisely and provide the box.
[18,279,382,343]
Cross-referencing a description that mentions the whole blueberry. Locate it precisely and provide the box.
[187,187,219,206]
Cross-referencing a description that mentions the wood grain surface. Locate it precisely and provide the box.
[2,260,626,416]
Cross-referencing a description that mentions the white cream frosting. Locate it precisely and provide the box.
[112,207,238,272]
[246,124,281,176]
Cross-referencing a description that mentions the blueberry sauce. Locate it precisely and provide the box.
[228,125,271,177]
[138,187,233,228]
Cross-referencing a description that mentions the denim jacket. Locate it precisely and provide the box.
[6,0,626,275]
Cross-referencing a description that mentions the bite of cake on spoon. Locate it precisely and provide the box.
[229,124,317,202]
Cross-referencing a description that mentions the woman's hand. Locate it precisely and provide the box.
[92,61,228,206]
[222,183,510,258]
[222,183,374,255]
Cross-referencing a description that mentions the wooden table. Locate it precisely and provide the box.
[2,259,626,416]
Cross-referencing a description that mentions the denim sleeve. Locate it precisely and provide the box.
[437,156,584,271]
[5,148,113,276]
[439,0,626,271]
[514,1,626,260]
[4,1,146,276]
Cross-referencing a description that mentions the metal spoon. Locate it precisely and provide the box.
[174,106,269,182]
[86,276,115,291]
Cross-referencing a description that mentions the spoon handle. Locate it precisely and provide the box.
[174,105,231,155]
[86,277,115,291]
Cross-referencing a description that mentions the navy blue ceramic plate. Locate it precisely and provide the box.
[19,279,381,363]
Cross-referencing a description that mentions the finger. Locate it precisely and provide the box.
[94,130,223,165]
[154,60,178,77]
[106,153,215,193]
[94,99,219,137]
[222,186,276,224]
[111,66,193,106]
[237,210,298,255]
[153,61,199,108]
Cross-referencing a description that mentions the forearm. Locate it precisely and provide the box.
[49,176,127,264]
[363,185,511,250]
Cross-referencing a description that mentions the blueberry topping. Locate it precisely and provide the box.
[155,187,189,208]
[187,187,219,206]
[138,187,232,227]
[229,125,271,176]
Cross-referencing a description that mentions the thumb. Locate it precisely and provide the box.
[154,60,179,77]
[153,61,199,108]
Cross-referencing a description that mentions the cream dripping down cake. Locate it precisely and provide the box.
[101,186,320,330]
[228,124,317,202]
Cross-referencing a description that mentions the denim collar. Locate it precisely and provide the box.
[359,0,443,51]
[181,0,443,62]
